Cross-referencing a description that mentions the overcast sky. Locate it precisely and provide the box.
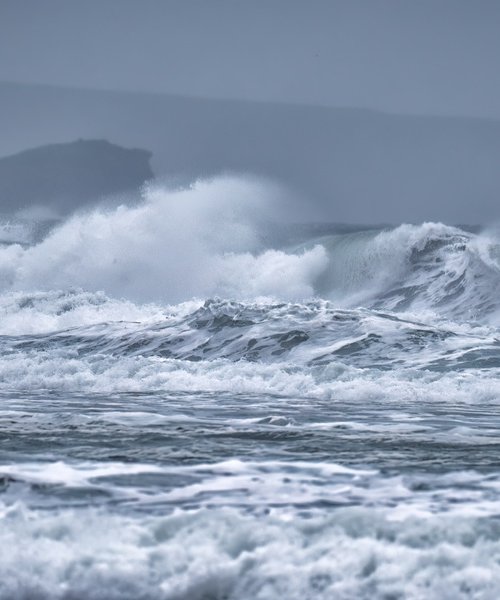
[1,0,500,118]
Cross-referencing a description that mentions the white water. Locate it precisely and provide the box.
[0,177,327,302]
[2,177,500,599]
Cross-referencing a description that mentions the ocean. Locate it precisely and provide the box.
[2,177,500,599]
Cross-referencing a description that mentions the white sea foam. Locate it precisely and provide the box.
[2,502,500,599]
[0,344,499,405]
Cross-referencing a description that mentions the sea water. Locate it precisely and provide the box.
[2,178,500,599]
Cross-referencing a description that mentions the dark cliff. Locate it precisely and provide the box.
[0,139,153,214]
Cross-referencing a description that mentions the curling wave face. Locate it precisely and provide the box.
[2,177,500,599]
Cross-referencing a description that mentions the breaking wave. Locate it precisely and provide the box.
[0,176,498,323]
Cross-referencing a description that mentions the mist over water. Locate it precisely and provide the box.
[0,177,328,303]
[2,176,500,599]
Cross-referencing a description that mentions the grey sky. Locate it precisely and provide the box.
[1,0,500,118]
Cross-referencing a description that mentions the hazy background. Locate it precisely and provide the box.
[1,0,500,224]
[2,0,500,117]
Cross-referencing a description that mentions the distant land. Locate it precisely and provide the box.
[1,81,500,224]
[0,139,153,215]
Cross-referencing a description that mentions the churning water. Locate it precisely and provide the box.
[2,177,500,599]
